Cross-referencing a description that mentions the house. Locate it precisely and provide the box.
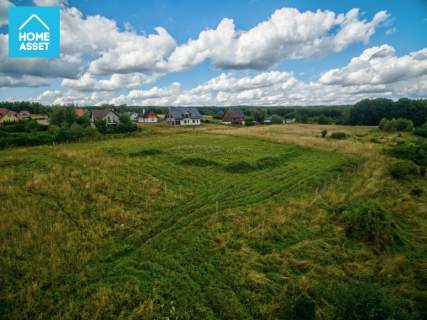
[91,110,120,125]
[74,108,87,118]
[264,116,272,124]
[128,112,139,122]
[19,110,31,120]
[138,110,158,124]
[283,118,296,124]
[165,107,201,126]
[0,108,20,123]
[30,114,49,125]
[222,108,245,125]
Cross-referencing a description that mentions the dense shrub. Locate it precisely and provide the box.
[389,160,420,180]
[277,284,315,320]
[389,140,427,166]
[223,161,255,173]
[321,129,328,138]
[413,122,427,137]
[55,124,99,143]
[414,127,427,137]
[271,115,283,124]
[0,131,54,149]
[129,149,163,157]
[179,157,219,167]
[330,132,347,140]
[324,281,413,320]
[317,114,333,124]
[341,200,397,249]
[379,118,414,132]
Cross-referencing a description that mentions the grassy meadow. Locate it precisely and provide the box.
[0,124,426,319]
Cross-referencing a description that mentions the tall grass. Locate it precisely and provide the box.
[0,129,426,319]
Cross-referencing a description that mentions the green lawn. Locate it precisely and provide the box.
[0,131,424,319]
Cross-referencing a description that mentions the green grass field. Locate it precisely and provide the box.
[1,126,426,319]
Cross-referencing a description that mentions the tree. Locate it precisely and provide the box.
[271,115,283,124]
[251,108,267,123]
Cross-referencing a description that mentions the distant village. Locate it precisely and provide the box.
[0,106,296,126]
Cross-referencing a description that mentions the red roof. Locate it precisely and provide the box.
[0,108,10,116]
[144,111,157,119]
[74,108,86,117]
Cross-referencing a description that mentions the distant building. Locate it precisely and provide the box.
[74,108,87,118]
[264,116,272,124]
[30,114,49,126]
[222,109,245,125]
[91,110,120,125]
[19,110,31,120]
[138,110,158,124]
[127,112,139,122]
[165,107,201,126]
[283,118,296,124]
[0,108,20,123]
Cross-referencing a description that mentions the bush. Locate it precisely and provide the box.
[271,115,283,124]
[341,200,397,249]
[414,127,427,137]
[179,157,219,167]
[324,281,413,320]
[321,130,328,138]
[389,140,427,166]
[389,160,419,180]
[223,161,255,173]
[277,284,315,320]
[129,149,163,157]
[379,118,414,132]
[330,132,347,140]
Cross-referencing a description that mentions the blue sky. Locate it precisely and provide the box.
[0,0,426,105]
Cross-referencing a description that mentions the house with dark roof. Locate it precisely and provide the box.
[222,108,245,125]
[165,107,201,126]
[90,110,120,125]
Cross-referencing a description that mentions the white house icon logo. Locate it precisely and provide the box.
[17,13,51,51]
[19,14,50,31]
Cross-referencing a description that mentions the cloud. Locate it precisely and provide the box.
[385,27,397,35]
[0,35,83,80]
[33,0,68,7]
[62,73,159,92]
[0,74,50,87]
[164,8,388,72]
[319,45,427,86]
[87,27,176,75]
[0,5,389,89]
[33,44,427,106]
[0,0,14,26]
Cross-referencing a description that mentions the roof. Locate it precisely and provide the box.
[74,108,87,118]
[0,108,10,116]
[167,107,201,120]
[142,111,157,118]
[223,109,244,121]
[91,109,117,120]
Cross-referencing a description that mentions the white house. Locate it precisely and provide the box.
[165,107,201,126]
[91,110,120,125]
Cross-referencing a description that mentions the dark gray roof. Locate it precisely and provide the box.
[223,108,244,121]
[167,107,201,120]
[91,109,118,120]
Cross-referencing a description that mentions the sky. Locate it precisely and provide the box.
[0,0,426,106]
